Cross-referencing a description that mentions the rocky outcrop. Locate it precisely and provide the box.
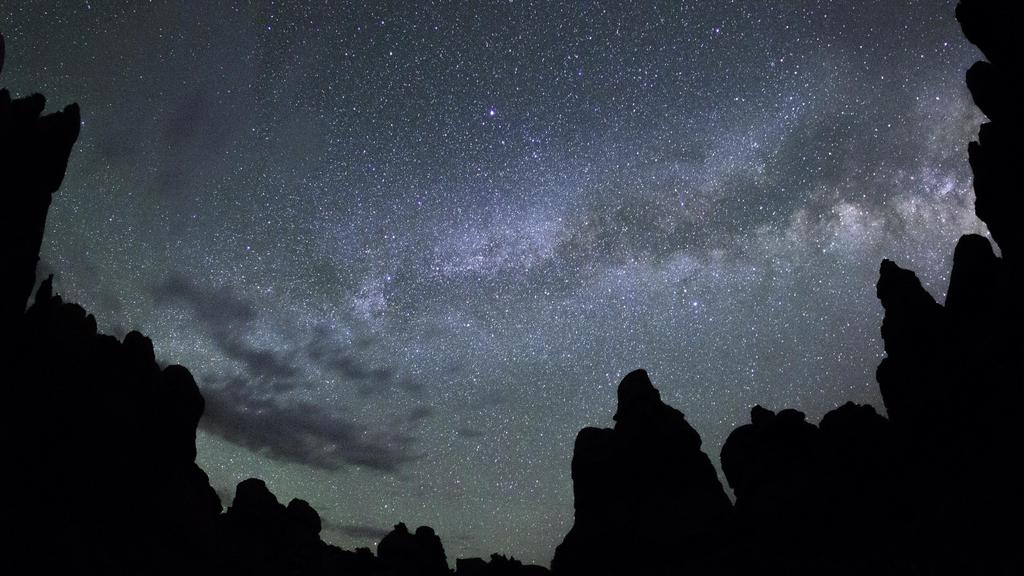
[456,554,550,576]
[377,522,451,576]
[215,478,342,575]
[0,46,80,324]
[551,369,733,575]
[1,37,222,574]
[8,273,223,574]
[875,259,950,440]
[721,403,903,574]
[872,220,1021,571]
[859,4,1024,572]
[957,0,1023,264]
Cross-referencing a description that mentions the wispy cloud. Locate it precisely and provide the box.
[150,273,430,472]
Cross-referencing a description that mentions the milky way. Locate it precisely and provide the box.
[4,0,987,564]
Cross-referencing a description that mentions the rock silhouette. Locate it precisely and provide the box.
[455,554,550,576]
[721,403,903,574]
[958,0,1023,264]
[710,2,1023,573]
[0,67,79,325]
[213,478,363,576]
[872,2,1021,572]
[377,523,450,576]
[2,39,221,572]
[551,369,733,575]
[10,275,223,574]
[551,2,1022,574]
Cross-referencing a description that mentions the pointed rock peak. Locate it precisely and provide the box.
[393,522,409,534]
[878,259,918,288]
[613,368,661,423]
[877,259,936,309]
[750,404,775,426]
[34,274,53,306]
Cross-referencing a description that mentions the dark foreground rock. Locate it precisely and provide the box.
[551,369,733,575]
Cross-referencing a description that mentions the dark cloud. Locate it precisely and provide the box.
[307,337,392,396]
[407,405,434,422]
[306,324,424,399]
[150,273,429,472]
[149,273,296,379]
[202,375,423,472]
[149,272,257,327]
[455,426,484,439]
[323,521,390,541]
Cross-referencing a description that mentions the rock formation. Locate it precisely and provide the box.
[214,478,352,575]
[2,40,221,572]
[377,522,451,576]
[871,2,1022,572]
[455,554,550,576]
[721,403,903,574]
[957,0,1023,264]
[551,369,733,575]
[718,3,1023,573]
[0,77,79,325]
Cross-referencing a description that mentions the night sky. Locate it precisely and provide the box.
[4,0,987,565]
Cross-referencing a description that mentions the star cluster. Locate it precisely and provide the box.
[4,0,985,565]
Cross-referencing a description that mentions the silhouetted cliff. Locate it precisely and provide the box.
[957,0,1023,264]
[719,2,1022,573]
[872,2,1021,572]
[0,66,79,325]
[12,235,221,571]
[1,40,221,573]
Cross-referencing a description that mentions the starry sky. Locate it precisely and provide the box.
[3,0,987,566]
